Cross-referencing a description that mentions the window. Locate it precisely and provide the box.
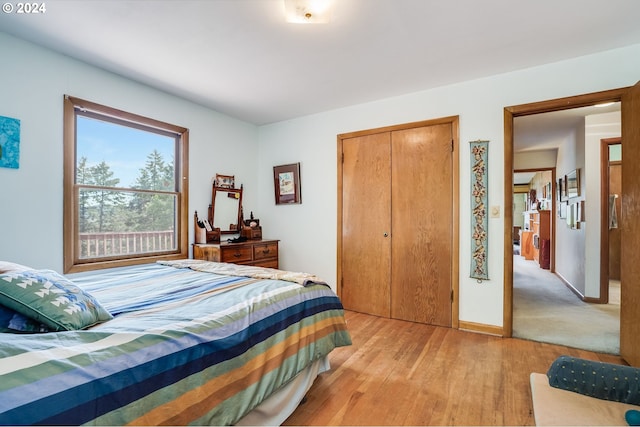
[64,96,189,273]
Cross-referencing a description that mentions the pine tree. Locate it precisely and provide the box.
[129,150,175,232]
[88,161,124,232]
[76,157,92,233]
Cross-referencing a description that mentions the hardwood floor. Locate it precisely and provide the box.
[283,310,625,426]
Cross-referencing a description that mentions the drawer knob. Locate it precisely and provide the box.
[233,253,241,257]
[262,249,270,254]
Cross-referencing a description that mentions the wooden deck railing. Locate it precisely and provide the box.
[79,231,175,258]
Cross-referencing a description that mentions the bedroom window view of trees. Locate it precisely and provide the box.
[75,114,178,259]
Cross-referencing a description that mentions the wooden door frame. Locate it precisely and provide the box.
[503,88,627,337]
[599,137,622,304]
[337,116,460,329]
[620,81,640,365]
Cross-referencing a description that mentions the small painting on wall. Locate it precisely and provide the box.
[566,169,580,199]
[273,162,301,205]
[0,115,20,169]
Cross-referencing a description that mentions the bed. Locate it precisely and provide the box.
[0,259,351,425]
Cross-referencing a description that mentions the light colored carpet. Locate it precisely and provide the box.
[512,253,620,354]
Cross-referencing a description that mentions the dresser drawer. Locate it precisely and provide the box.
[193,245,221,262]
[220,245,252,263]
[193,240,279,268]
[253,242,278,260]
[253,259,279,269]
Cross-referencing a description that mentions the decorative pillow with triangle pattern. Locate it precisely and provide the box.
[0,269,112,331]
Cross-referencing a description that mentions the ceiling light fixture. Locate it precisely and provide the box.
[283,0,335,24]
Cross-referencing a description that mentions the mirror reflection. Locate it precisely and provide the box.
[213,189,241,232]
[209,174,243,234]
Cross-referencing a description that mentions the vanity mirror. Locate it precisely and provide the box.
[208,174,243,235]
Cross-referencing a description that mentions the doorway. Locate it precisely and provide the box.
[511,166,620,354]
[503,88,626,347]
[600,138,622,305]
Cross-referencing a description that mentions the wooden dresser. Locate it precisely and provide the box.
[193,239,279,268]
[532,210,551,269]
[522,210,550,268]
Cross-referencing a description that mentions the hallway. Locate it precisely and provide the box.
[512,252,620,354]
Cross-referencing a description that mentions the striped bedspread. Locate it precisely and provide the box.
[0,262,351,425]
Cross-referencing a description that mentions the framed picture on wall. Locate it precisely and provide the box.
[214,174,235,189]
[557,178,563,201]
[566,203,575,228]
[546,182,552,200]
[559,201,567,219]
[273,162,302,205]
[566,169,580,199]
[560,176,568,201]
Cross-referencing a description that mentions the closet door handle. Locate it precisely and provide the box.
[383,232,389,237]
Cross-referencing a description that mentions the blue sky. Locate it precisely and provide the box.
[76,115,175,187]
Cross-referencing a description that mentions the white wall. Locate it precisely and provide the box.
[552,111,620,299]
[555,122,586,293]
[514,149,558,170]
[257,43,640,328]
[0,32,259,270]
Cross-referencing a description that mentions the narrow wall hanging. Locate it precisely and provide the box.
[0,115,20,169]
[470,140,489,281]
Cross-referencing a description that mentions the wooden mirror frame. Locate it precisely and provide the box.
[208,183,243,235]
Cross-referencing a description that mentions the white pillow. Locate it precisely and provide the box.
[0,261,32,274]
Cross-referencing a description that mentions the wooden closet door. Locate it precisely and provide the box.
[340,132,392,317]
[391,124,453,327]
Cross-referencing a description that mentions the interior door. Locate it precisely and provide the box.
[621,80,640,366]
[340,132,392,317]
[390,124,453,326]
[608,160,621,281]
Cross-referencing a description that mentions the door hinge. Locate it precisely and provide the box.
[451,289,454,302]
[451,139,454,152]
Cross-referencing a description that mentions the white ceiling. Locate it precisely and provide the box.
[1,0,639,128]
[514,103,621,152]
[512,102,621,184]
